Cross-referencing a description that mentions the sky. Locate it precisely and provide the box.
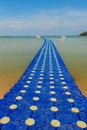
[0,0,87,36]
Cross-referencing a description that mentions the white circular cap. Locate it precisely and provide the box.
[29,105,38,111]
[38,81,42,84]
[25,118,35,126]
[37,85,42,88]
[50,77,54,80]
[35,90,41,94]
[50,91,56,94]
[0,117,10,124]
[71,107,80,113]
[29,77,33,79]
[63,86,68,89]
[61,82,66,84]
[24,85,28,88]
[51,119,61,127]
[33,97,39,101]
[9,104,17,109]
[59,74,63,76]
[39,77,43,80]
[60,78,64,80]
[50,107,58,112]
[31,73,34,76]
[26,81,31,84]
[68,98,75,103]
[50,86,55,89]
[76,121,87,128]
[65,92,71,95]
[50,81,54,84]
[50,98,57,102]
[16,96,22,100]
[20,90,26,93]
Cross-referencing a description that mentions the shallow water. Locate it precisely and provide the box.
[0,37,43,98]
[49,36,87,97]
[0,36,87,98]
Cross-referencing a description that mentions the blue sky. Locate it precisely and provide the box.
[0,0,87,35]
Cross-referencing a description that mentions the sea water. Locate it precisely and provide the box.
[0,36,43,98]
[50,36,87,97]
[0,36,87,98]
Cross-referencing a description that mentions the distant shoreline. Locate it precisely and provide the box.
[0,35,80,37]
[80,31,87,36]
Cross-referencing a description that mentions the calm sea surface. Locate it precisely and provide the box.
[0,36,87,98]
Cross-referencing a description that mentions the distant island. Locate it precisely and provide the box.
[80,31,87,36]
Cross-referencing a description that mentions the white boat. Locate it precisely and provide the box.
[34,35,40,38]
[58,36,65,39]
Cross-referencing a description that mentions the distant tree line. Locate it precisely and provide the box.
[80,31,87,36]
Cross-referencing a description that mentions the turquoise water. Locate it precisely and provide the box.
[0,36,87,98]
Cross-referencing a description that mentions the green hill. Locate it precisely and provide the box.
[80,32,87,36]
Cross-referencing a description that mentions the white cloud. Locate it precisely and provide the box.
[0,8,87,35]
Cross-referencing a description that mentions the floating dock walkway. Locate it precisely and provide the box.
[0,39,87,130]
